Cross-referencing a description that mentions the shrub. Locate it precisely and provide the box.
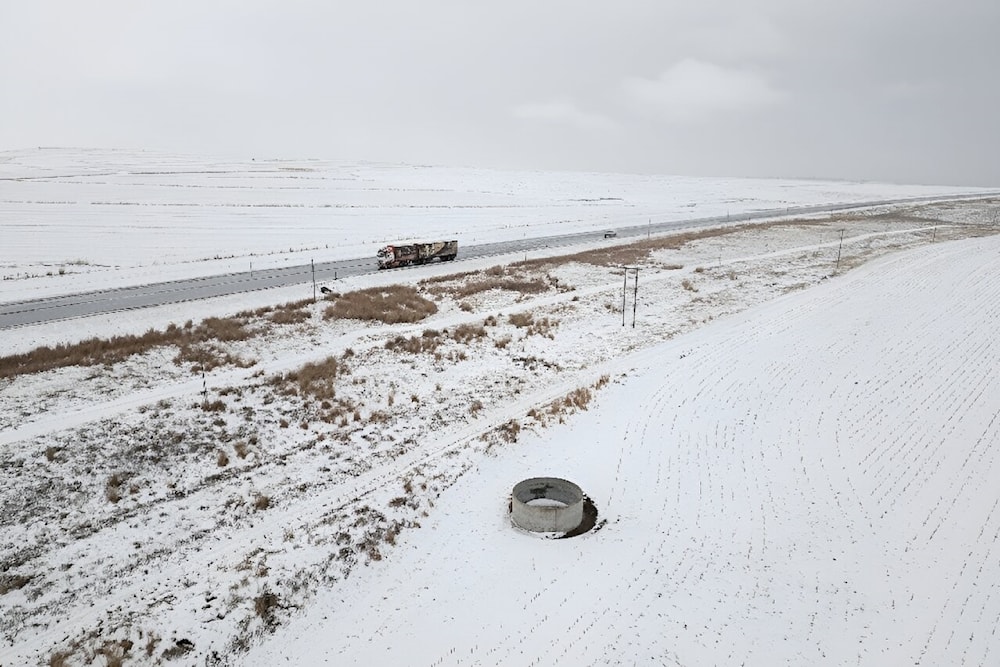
[499,419,521,442]
[564,387,592,410]
[201,399,226,413]
[269,308,311,325]
[508,312,533,328]
[323,285,437,324]
[280,356,341,400]
[450,323,487,344]
[106,474,123,504]
[96,640,133,667]
[385,333,441,355]
[0,573,32,595]
[254,588,280,625]
[49,650,73,667]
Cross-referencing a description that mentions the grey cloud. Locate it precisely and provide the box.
[621,60,787,123]
[1,0,997,185]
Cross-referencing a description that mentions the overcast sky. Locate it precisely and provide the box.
[2,1,998,186]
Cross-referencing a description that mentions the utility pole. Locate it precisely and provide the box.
[621,266,640,326]
[932,226,937,243]
[622,269,628,327]
[835,229,845,272]
[631,268,639,328]
[311,259,316,301]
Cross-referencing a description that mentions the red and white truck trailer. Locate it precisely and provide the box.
[376,240,458,269]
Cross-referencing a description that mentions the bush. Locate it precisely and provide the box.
[323,285,437,324]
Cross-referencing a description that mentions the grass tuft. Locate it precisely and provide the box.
[324,285,437,324]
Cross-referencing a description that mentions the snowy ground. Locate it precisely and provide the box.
[2,147,993,301]
[1,151,999,666]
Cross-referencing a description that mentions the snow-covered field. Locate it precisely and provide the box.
[2,147,992,301]
[1,150,999,666]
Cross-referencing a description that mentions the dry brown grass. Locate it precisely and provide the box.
[526,317,558,338]
[513,219,826,270]
[508,312,534,328]
[96,639,133,667]
[499,419,521,443]
[368,410,390,423]
[385,332,443,355]
[323,285,437,324]
[269,307,312,325]
[105,472,126,504]
[175,343,254,374]
[450,323,487,344]
[254,494,271,511]
[385,323,487,356]
[254,588,280,626]
[0,315,259,379]
[421,264,557,299]
[201,399,227,412]
[562,387,593,410]
[276,355,343,400]
[48,651,72,667]
[0,573,32,595]
[508,312,558,337]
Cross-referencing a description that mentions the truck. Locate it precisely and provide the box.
[376,240,458,269]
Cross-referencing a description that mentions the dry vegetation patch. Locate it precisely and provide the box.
[384,323,489,356]
[323,285,437,324]
[421,264,565,300]
[0,573,32,595]
[514,219,827,270]
[0,311,271,379]
[273,355,345,401]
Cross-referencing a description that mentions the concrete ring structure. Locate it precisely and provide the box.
[510,477,585,534]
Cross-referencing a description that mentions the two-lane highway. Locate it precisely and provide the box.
[2,193,996,330]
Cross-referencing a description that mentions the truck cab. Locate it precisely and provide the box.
[376,246,395,270]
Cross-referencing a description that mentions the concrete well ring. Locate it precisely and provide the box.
[510,477,585,534]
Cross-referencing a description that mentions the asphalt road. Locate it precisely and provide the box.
[1,193,995,330]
